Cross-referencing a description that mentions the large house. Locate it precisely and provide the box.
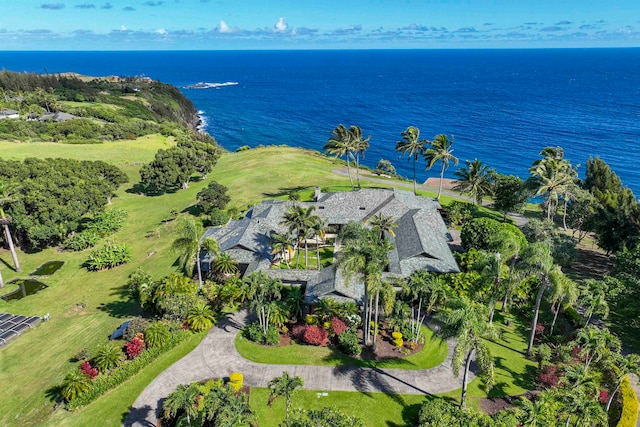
[201,188,459,307]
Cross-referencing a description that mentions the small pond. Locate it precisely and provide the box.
[1,279,48,301]
[31,261,64,276]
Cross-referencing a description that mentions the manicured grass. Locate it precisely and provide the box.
[279,246,335,270]
[236,325,448,370]
[438,309,537,409]
[250,387,431,427]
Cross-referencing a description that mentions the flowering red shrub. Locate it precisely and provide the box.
[599,389,609,404]
[571,346,586,362]
[125,337,145,359]
[538,364,562,389]
[291,324,306,341]
[80,361,98,379]
[535,323,545,337]
[303,325,328,346]
[331,317,348,336]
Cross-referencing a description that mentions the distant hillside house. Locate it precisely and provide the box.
[201,188,459,307]
[37,112,77,122]
[0,109,19,120]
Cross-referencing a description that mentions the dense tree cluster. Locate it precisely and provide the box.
[0,158,127,248]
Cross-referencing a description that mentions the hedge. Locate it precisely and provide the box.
[617,376,638,427]
[66,329,192,410]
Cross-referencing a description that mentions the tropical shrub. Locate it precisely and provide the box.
[144,322,171,348]
[125,336,145,359]
[305,314,318,325]
[186,301,215,332]
[123,317,149,341]
[291,324,306,341]
[61,370,93,402]
[288,407,365,427]
[265,325,281,346]
[392,331,404,348]
[63,230,101,251]
[228,372,243,392]
[331,317,348,336]
[66,329,192,409]
[79,361,98,379]
[374,159,396,176]
[208,208,230,226]
[243,321,266,343]
[537,364,562,389]
[85,240,132,270]
[447,201,475,226]
[303,325,328,346]
[94,343,125,373]
[338,330,361,356]
[74,348,91,361]
[618,377,639,427]
[461,217,501,250]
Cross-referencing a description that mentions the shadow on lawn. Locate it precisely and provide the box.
[97,299,143,319]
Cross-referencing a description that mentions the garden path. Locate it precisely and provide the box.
[124,309,469,427]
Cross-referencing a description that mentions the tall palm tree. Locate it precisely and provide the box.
[61,369,93,402]
[396,126,429,194]
[349,125,371,189]
[473,250,503,324]
[245,271,282,335]
[324,124,355,190]
[367,213,397,239]
[488,228,526,313]
[437,298,498,408]
[517,242,559,356]
[547,273,578,336]
[578,279,609,326]
[337,222,393,346]
[309,218,326,269]
[528,147,577,221]
[172,217,216,288]
[280,205,320,268]
[453,158,496,205]
[424,134,459,200]
[270,231,294,268]
[163,383,200,427]
[267,371,304,426]
[516,390,559,427]
[0,181,21,272]
[575,326,621,372]
[605,352,640,411]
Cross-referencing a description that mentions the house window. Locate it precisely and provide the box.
[359,207,366,210]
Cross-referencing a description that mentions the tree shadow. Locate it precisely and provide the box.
[125,182,178,197]
[181,204,203,217]
[45,384,64,405]
[97,299,143,319]
[262,186,311,199]
[122,405,156,427]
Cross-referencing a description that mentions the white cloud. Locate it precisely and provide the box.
[120,25,127,31]
[274,17,287,32]
[218,20,232,33]
[155,28,167,35]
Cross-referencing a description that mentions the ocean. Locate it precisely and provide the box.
[1,49,639,195]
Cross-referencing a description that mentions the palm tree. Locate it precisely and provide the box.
[437,298,498,408]
[473,250,503,324]
[61,370,93,402]
[172,217,215,288]
[280,205,320,268]
[0,181,21,272]
[367,213,397,239]
[528,148,577,221]
[575,326,621,372]
[424,134,459,200]
[453,158,495,204]
[349,125,371,189]
[270,231,294,268]
[488,228,526,313]
[310,218,326,269]
[245,271,282,336]
[516,390,559,427]
[324,124,355,190]
[94,343,124,373]
[163,383,200,427]
[337,223,393,346]
[403,271,449,343]
[578,279,609,326]
[186,301,215,331]
[267,371,304,426]
[547,273,578,336]
[517,242,559,356]
[605,352,640,411]
[396,126,429,194]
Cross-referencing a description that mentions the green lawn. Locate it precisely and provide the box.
[250,388,432,427]
[236,325,448,370]
[279,246,335,270]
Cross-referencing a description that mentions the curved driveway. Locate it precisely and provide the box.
[124,310,471,426]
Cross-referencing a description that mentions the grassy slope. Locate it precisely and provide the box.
[0,144,357,427]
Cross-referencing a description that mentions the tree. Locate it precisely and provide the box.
[487,227,527,313]
[575,326,620,372]
[270,231,294,269]
[324,124,354,190]
[140,146,196,193]
[516,391,559,427]
[172,217,214,287]
[336,222,393,346]
[527,147,577,221]
[367,213,397,239]
[396,126,429,194]
[287,407,364,427]
[196,181,230,214]
[0,181,21,272]
[517,242,559,356]
[163,383,200,427]
[605,352,640,411]
[348,125,371,189]
[212,252,238,280]
[245,271,282,336]
[472,250,504,324]
[453,158,495,205]
[578,279,609,326]
[547,273,578,336]
[177,137,220,179]
[94,343,124,373]
[280,205,320,268]
[436,298,498,408]
[424,134,459,200]
[374,159,396,177]
[493,174,529,222]
[267,371,304,426]
[61,370,93,402]
[403,271,449,343]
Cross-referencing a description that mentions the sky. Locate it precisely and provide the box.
[0,1,638,50]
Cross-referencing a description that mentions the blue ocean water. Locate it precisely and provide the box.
[1,49,639,194]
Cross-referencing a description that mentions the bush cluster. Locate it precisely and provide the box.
[85,240,132,270]
[302,325,328,346]
[242,321,280,346]
[80,361,98,379]
[338,330,361,356]
[228,372,243,392]
[125,336,145,359]
[331,317,348,336]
